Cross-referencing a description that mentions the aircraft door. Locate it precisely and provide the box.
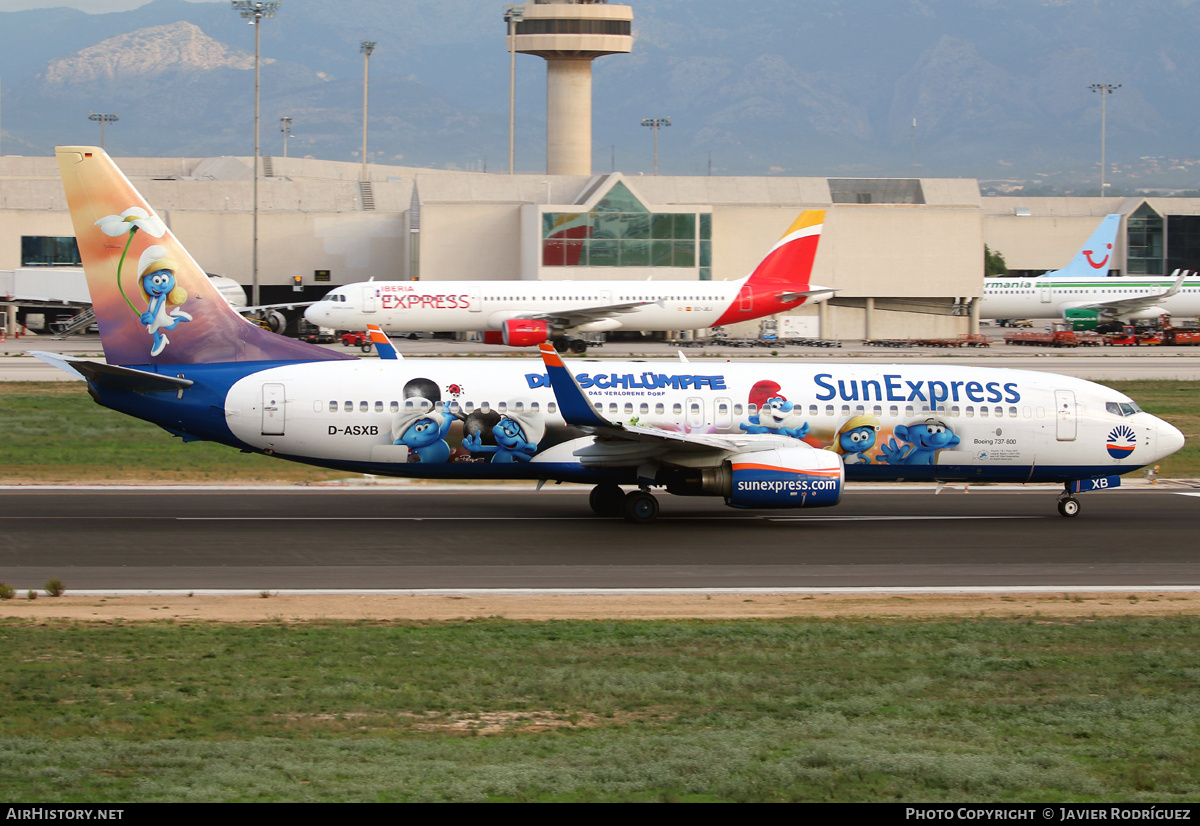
[362,286,377,314]
[740,286,754,311]
[262,383,286,435]
[468,286,481,313]
[1040,285,1052,304]
[1054,389,1076,441]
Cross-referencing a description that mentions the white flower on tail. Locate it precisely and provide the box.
[94,207,167,239]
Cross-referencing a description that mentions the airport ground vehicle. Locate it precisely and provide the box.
[340,331,372,351]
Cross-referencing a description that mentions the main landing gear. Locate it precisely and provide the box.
[1057,487,1081,518]
[589,484,660,523]
[552,338,588,354]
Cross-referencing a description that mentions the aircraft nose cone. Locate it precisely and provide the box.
[303,304,318,324]
[1156,418,1185,460]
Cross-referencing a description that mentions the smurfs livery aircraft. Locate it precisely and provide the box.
[304,211,833,353]
[37,148,1183,522]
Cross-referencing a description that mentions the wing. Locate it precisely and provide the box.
[537,342,800,470]
[516,299,657,329]
[1074,270,1188,316]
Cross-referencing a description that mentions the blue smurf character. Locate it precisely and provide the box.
[827,414,881,465]
[137,246,192,357]
[392,399,454,463]
[879,417,960,466]
[740,380,809,439]
[462,401,544,463]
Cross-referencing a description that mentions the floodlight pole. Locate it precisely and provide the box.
[280,116,292,158]
[232,0,281,306]
[88,112,118,150]
[505,6,524,174]
[361,41,375,182]
[1089,83,1121,194]
[641,117,670,175]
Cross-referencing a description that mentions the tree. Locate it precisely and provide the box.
[984,245,1008,277]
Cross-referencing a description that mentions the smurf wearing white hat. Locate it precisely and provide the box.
[392,399,454,463]
[461,399,544,463]
[137,245,192,357]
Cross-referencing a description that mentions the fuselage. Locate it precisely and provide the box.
[981,275,1200,321]
[303,278,800,334]
[100,357,1183,486]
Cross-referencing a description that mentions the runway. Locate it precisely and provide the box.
[2,486,1197,591]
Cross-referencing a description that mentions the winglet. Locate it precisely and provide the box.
[538,342,611,428]
[367,324,400,360]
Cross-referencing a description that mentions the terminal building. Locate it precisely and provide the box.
[6,0,1200,340]
[6,152,1200,340]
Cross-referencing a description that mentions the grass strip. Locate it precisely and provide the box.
[0,616,1196,802]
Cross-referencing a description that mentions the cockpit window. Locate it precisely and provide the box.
[1120,403,1136,416]
[1106,402,1122,416]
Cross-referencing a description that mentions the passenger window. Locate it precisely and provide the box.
[314,401,324,413]
[979,407,989,418]
[609,403,618,414]
[343,401,352,413]
[547,403,557,414]
[374,401,383,413]
[329,401,338,413]
[673,403,683,415]
[1008,406,1017,417]
[390,401,399,413]
[825,405,834,416]
[359,401,368,413]
[640,403,649,415]
[624,403,634,415]
[655,403,665,415]
[965,406,974,418]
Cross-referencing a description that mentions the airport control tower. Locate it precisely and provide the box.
[507,0,633,176]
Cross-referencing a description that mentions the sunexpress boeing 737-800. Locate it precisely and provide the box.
[304,211,834,353]
[981,213,1200,323]
[35,148,1183,522]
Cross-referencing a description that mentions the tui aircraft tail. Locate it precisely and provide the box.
[55,146,350,367]
[1045,213,1122,279]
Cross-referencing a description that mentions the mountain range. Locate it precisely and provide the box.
[2,0,1199,188]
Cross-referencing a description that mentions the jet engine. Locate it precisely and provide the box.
[665,446,844,509]
[501,318,551,347]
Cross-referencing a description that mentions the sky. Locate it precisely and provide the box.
[0,0,221,12]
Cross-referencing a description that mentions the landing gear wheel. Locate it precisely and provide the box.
[360,344,371,353]
[1057,496,1080,517]
[568,339,587,354]
[623,490,660,524]
[589,484,625,517]
[553,339,569,353]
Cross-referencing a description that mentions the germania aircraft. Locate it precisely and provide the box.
[981,213,1200,323]
[36,147,1183,522]
[303,211,834,353]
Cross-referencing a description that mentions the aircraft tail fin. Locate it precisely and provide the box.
[744,209,826,289]
[1045,213,1122,279]
[55,146,351,366]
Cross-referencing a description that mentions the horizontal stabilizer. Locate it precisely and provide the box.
[30,351,193,393]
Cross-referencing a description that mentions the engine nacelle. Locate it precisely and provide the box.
[686,447,844,509]
[501,318,550,347]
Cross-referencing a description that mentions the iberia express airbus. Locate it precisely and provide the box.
[305,212,833,352]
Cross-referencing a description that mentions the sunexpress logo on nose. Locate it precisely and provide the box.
[1106,424,1136,459]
